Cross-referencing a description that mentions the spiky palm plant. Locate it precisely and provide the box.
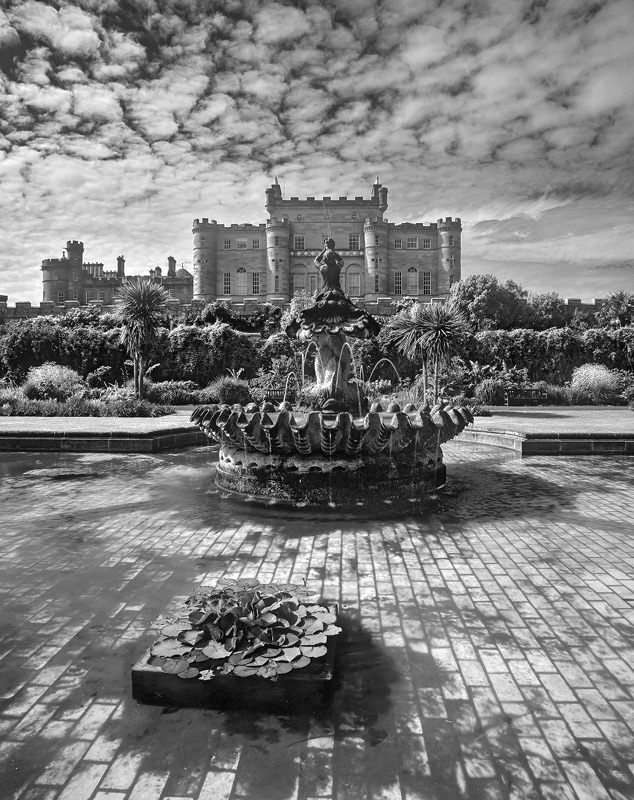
[385,301,470,401]
[115,277,168,399]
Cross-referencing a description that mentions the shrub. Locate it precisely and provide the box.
[144,380,201,405]
[571,364,624,404]
[0,385,172,417]
[473,377,507,405]
[201,377,252,405]
[22,363,85,401]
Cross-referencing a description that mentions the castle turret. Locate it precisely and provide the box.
[265,217,290,300]
[265,178,283,214]
[437,217,462,294]
[117,255,125,278]
[192,218,218,301]
[65,240,84,267]
[364,217,389,297]
[371,178,388,215]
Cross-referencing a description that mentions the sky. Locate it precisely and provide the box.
[1,0,633,305]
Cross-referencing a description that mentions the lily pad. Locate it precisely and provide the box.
[291,655,311,670]
[300,645,328,658]
[201,642,231,660]
[151,640,192,658]
[160,622,192,637]
[176,666,200,679]
[162,658,191,674]
[232,665,260,677]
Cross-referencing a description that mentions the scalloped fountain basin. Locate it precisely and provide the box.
[191,403,473,513]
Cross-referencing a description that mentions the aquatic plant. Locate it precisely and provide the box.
[150,578,340,680]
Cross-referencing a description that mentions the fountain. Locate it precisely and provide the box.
[192,238,472,512]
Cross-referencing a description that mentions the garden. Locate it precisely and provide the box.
[1,275,633,418]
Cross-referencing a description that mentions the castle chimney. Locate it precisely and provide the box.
[117,255,125,278]
[167,255,176,277]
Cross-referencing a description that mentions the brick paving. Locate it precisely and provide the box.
[1,443,634,799]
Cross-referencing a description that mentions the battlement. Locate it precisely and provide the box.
[41,258,69,268]
[271,195,382,207]
[393,222,437,230]
[437,217,462,227]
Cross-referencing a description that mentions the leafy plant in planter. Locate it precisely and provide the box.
[150,578,341,681]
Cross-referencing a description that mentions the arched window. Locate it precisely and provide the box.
[236,267,247,295]
[407,267,418,295]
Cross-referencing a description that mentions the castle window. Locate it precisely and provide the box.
[72,292,78,301]
[274,236,280,246]
[407,267,418,295]
[236,267,247,294]
[236,238,247,250]
[347,272,361,297]
[274,275,280,292]
[98,291,105,302]
[73,254,78,260]
[292,272,305,294]
[422,238,431,249]
[223,240,231,250]
[58,291,65,303]
[73,273,78,281]
[393,238,402,249]
[448,235,455,246]
[449,256,455,270]
[422,272,431,294]
[349,234,360,250]
[86,290,94,302]
[374,275,379,293]
[294,235,305,250]
[393,272,402,295]
[252,273,261,294]
[406,237,418,249]
[252,240,260,249]
[374,235,380,246]
[223,273,231,294]
[168,289,176,299]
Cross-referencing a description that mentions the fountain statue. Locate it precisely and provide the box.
[192,238,472,513]
[286,238,381,410]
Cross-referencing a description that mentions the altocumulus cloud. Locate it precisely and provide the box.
[0,0,633,302]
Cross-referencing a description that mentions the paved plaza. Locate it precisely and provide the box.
[1,437,634,799]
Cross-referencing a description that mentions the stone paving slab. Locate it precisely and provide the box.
[1,444,634,798]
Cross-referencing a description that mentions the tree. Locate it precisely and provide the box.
[525,291,572,330]
[594,291,634,329]
[114,277,168,398]
[450,274,530,331]
[385,301,470,401]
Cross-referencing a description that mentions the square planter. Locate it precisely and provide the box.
[132,603,339,713]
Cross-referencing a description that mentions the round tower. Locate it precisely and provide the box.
[437,217,462,295]
[41,240,82,304]
[265,218,290,300]
[192,218,217,301]
[363,217,389,298]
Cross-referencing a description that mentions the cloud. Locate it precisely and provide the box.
[0,0,633,303]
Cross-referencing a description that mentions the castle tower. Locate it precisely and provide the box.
[265,218,290,300]
[437,217,462,294]
[117,255,125,278]
[192,218,218,301]
[364,217,389,296]
[65,240,84,267]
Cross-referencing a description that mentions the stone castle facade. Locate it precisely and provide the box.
[40,242,193,307]
[192,179,462,308]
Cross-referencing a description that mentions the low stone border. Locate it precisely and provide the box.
[462,427,634,455]
[0,427,207,452]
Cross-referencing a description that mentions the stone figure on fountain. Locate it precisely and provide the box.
[286,238,381,409]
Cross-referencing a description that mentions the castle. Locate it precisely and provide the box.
[192,178,462,310]
[40,242,193,307]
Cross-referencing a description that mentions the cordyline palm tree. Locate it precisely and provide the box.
[115,277,168,399]
[385,301,470,402]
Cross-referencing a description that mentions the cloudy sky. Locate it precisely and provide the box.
[1,0,633,304]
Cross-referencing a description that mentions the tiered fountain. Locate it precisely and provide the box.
[192,238,472,512]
